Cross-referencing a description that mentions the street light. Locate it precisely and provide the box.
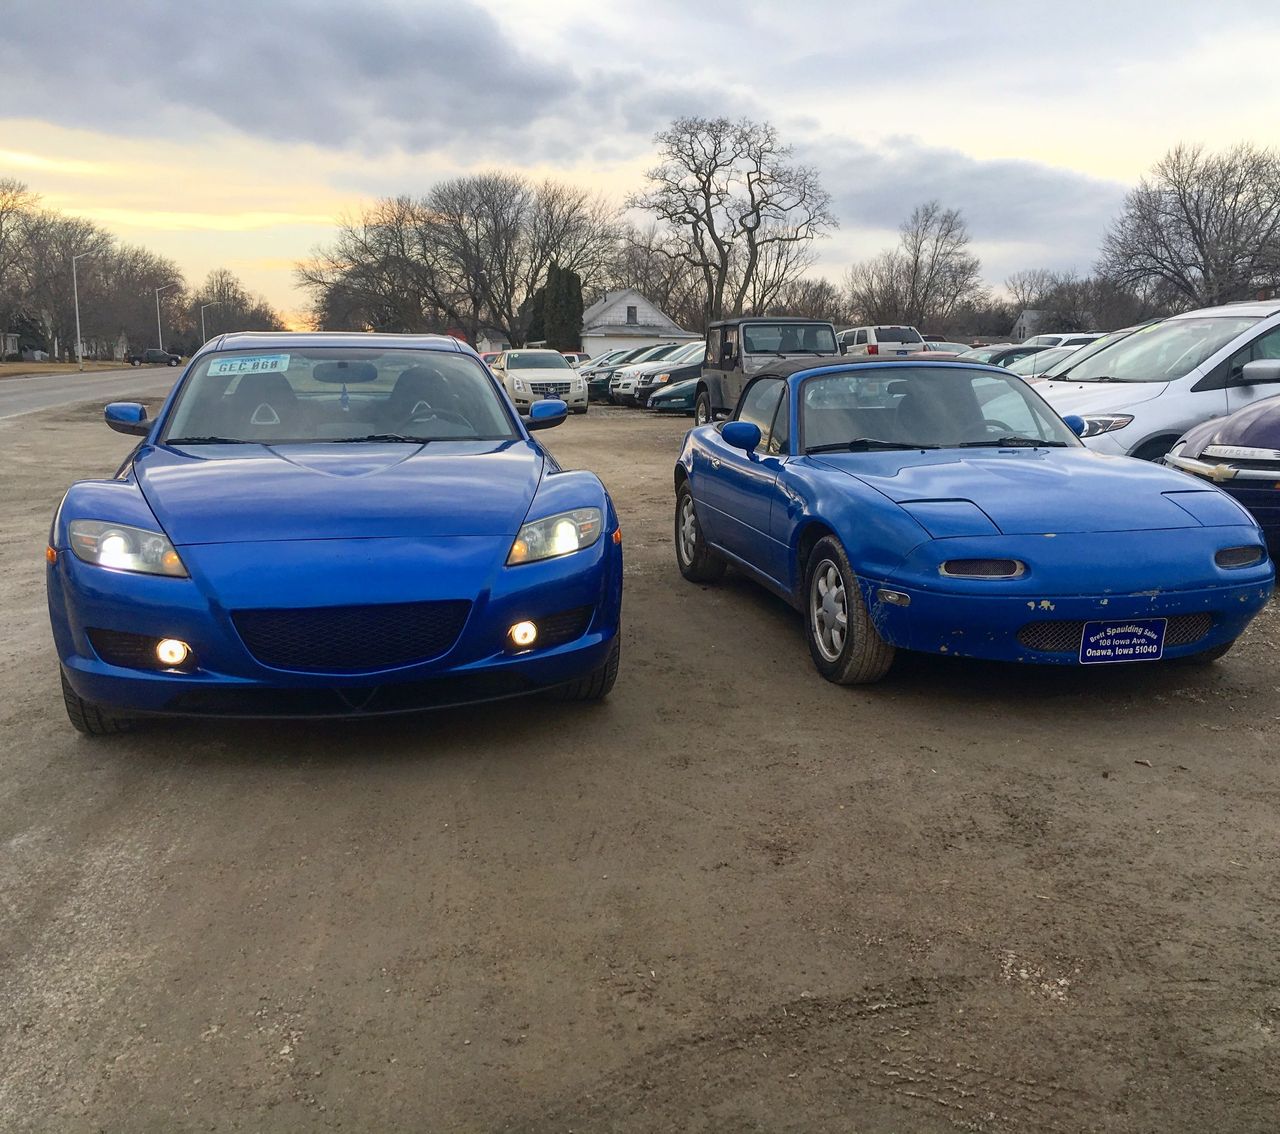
[200,301,221,344]
[155,283,176,350]
[72,251,94,371]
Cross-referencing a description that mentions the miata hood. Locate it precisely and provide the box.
[134,440,543,545]
[814,448,1238,535]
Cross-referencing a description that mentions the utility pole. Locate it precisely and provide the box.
[200,301,220,344]
[72,251,94,371]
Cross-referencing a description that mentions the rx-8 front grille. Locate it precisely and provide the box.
[1017,613,1213,654]
[232,601,471,672]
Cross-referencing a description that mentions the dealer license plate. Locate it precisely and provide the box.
[1079,618,1166,664]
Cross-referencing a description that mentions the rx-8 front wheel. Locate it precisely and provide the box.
[804,536,895,684]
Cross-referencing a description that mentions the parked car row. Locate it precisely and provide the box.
[48,312,1279,734]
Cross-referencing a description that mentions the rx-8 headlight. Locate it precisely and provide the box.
[68,520,188,577]
[1078,414,1134,437]
[507,508,603,566]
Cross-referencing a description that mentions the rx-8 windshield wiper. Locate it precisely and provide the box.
[165,435,251,445]
[958,436,1068,448]
[806,438,939,453]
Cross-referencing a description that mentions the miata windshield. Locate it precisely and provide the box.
[162,348,518,444]
[800,366,1080,451]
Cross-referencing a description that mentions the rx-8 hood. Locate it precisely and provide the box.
[134,440,544,545]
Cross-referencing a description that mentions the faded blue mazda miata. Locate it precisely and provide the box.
[674,360,1274,683]
[48,332,622,733]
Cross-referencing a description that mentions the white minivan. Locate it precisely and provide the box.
[1038,301,1280,460]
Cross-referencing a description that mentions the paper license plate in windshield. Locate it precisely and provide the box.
[1079,618,1166,664]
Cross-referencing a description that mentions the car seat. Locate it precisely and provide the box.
[220,373,300,436]
[384,366,462,426]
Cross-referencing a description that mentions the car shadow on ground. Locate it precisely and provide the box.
[711,567,1247,714]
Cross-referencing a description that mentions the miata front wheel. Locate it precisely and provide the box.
[675,482,725,583]
[804,536,895,685]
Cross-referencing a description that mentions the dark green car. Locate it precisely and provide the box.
[647,376,698,414]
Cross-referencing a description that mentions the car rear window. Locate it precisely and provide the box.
[875,327,923,343]
[742,323,838,354]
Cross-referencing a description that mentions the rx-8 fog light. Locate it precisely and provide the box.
[155,638,191,666]
[508,621,538,648]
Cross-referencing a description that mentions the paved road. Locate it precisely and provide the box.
[0,366,181,419]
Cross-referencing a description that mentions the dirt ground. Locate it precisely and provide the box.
[2,402,1278,1132]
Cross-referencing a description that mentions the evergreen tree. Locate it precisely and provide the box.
[523,283,547,344]
[560,267,583,351]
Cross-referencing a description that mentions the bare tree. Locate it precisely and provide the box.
[1004,267,1057,311]
[1099,143,1280,308]
[897,201,985,326]
[296,198,439,333]
[767,275,845,322]
[0,179,37,351]
[299,175,620,345]
[736,225,818,314]
[843,250,909,326]
[844,202,985,330]
[605,223,707,331]
[628,116,836,321]
[182,268,284,349]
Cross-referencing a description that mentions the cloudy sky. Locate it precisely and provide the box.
[2,0,1276,323]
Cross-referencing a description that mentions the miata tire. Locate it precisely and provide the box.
[803,535,895,685]
[674,482,726,583]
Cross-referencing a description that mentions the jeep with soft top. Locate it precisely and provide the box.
[693,317,841,424]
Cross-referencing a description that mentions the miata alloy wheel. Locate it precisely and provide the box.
[802,535,895,684]
[810,558,848,662]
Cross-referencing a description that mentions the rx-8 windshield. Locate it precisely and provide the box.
[162,348,518,445]
[800,366,1080,452]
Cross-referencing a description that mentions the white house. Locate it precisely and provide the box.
[579,289,700,358]
[1011,309,1044,343]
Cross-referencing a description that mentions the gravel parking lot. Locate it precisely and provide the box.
[2,401,1279,1132]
